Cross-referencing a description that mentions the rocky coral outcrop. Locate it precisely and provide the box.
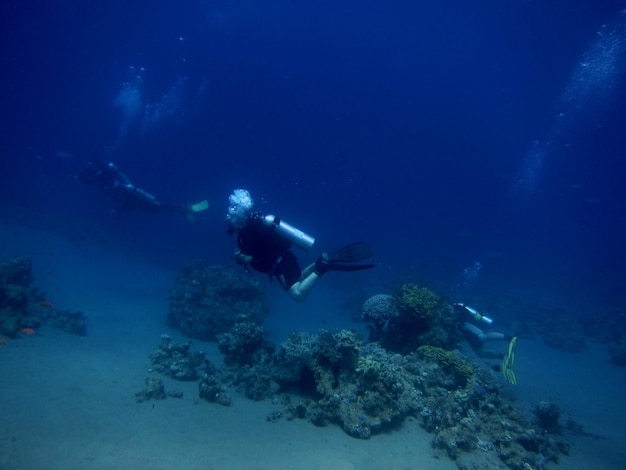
[199,368,232,406]
[417,345,474,387]
[0,256,84,336]
[149,335,209,381]
[140,324,570,469]
[362,285,462,353]
[217,322,275,367]
[135,378,167,402]
[167,262,270,341]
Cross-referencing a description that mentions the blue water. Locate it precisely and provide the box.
[2,1,625,309]
[3,2,624,300]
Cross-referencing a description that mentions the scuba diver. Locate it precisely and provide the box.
[455,302,511,358]
[76,159,208,220]
[455,302,518,385]
[226,189,375,302]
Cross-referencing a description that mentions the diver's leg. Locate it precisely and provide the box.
[133,188,173,212]
[300,263,316,280]
[481,332,508,342]
[287,272,320,302]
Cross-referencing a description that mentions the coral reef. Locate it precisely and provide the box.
[217,322,275,367]
[0,256,34,287]
[0,257,40,336]
[534,401,562,434]
[134,377,184,402]
[362,286,462,353]
[230,363,281,401]
[0,256,85,336]
[397,283,439,321]
[410,358,570,467]
[362,294,396,329]
[149,335,208,381]
[265,329,569,467]
[143,336,232,405]
[417,345,474,387]
[199,369,232,406]
[0,257,87,336]
[140,325,569,468]
[135,378,167,402]
[166,262,270,341]
[145,263,576,468]
[272,329,363,397]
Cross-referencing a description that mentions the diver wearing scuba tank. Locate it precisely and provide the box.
[76,158,209,219]
[226,188,375,302]
[454,302,519,385]
[454,302,512,359]
[262,214,315,251]
[455,302,494,325]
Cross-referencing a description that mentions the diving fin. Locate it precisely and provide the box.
[314,241,375,275]
[502,336,518,385]
[319,262,375,273]
[190,200,209,212]
[325,241,373,263]
[185,200,209,224]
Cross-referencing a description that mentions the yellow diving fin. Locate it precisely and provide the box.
[190,200,209,212]
[186,200,209,224]
[502,336,518,385]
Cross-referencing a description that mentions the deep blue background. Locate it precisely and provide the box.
[1,0,625,305]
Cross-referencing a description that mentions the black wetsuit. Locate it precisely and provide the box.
[77,160,185,215]
[237,212,302,290]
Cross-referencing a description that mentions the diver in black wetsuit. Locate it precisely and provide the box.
[226,189,375,302]
[76,159,208,218]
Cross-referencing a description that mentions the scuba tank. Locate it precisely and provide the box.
[455,302,494,325]
[263,214,315,251]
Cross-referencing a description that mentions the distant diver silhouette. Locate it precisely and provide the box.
[77,159,208,221]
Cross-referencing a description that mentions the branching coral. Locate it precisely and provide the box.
[417,345,475,386]
[396,284,439,320]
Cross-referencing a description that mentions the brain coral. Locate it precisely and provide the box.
[362,294,396,324]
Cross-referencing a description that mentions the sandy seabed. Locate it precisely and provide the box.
[1,224,625,470]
